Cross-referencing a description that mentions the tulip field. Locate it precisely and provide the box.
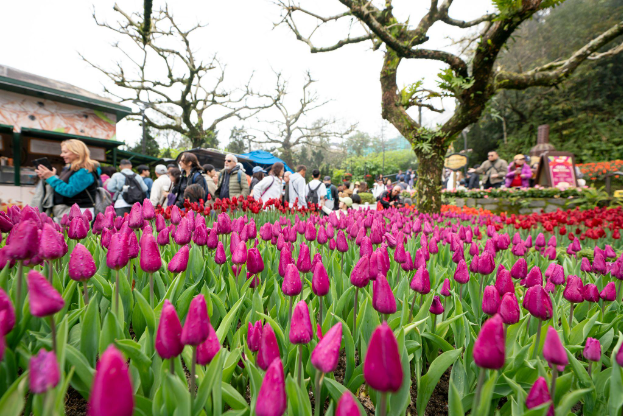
[0,199,622,416]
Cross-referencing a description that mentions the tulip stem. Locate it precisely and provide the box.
[431,313,436,334]
[288,296,293,340]
[459,284,463,302]
[170,358,175,375]
[314,371,322,416]
[600,301,605,321]
[190,346,197,399]
[47,259,54,283]
[550,367,558,405]
[354,288,359,335]
[379,391,387,416]
[568,304,574,328]
[319,298,323,326]
[297,344,303,387]
[533,319,542,359]
[409,291,417,322]
[149,273,154,307]
[43,390,55,416]
[473,367,486,411]
[83,281,89,305]
[115,270,120,317]
[49,316,57,354]
[16,261,23,316]
[587,361,592,376]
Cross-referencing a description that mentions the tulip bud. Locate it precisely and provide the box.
[543,326,568,367]
[213,241,227,265]
[68,243,96,281]
[257,324,280,371]
[6,220,39,260]
[231,241,247,265]
[282,264,302,297]
[439,278,451,297]
[401,252,414,272]
[247,247,264,275]
[138,231,161,273]
[526,377,553,416]
[89,346,134,416]
[27,270,64,317]
[563,275,584,303]
[0,289,15,335]
[336,391,361,416]
[583,337,601,362]
[543,246,557,260]
[278,246,292,278]
[583,284,599,303]
[592,252,607,275]
[523,286,553,321]
[616,343,623,367]
[525,266,543,288]
[256,358,287,416]
[289,301,313,344]
[181,295,209,346]
[363,322,403,392]
[482,285,501,316]
[599,282,616,301]
[127,202,143,229]
[173,218,192,246]
[580,257,592,272]
[155,300,184,360]
[205,226,218,249]
[394,241,407,264]
[67,217,88,240]
[311,322,342,373]
[106,233,129,270]
[430,295,444,315]
[29,349,60,394]
[39,223,64,260]
[0,211,13,233]
[197,322,221,365]
[410,266,430,294]
[372,273,397,315]
[499,292,520,325]
[168,244,190,273]
[193,224,208,246]
[350,255,370,288]
[247,321,262,352]
[360,236,373,259]
[454,259,470,284]
[296,243,312,273]
[312,262,330,297]
[473,314,505,369]
[511,242,527,257]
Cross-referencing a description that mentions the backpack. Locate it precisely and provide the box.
[120,173,146,205]
[85,172,113,215]
[306,181,323,205]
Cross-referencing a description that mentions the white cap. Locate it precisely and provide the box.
[155,164,167,174]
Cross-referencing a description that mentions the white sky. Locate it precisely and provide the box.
[0,0,494,149]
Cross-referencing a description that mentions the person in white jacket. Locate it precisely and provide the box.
[372,179,385,199]
[253,162,285,202]
[150,164,172,207]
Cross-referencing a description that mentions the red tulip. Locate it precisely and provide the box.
[88,346,134,416]
[363,322,403,392]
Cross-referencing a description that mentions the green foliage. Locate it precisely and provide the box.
[128,129,160,157]
[343,150,417,181]
[357,192,376,204]
[226,126,249,154]
[437,69,474,97]
[565,186,623,210]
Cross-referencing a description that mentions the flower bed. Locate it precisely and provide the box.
[0,201,622,415]
[578,160,623,181]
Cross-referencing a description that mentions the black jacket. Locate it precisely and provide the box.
[378,190,402,209]
[173,167,208,208]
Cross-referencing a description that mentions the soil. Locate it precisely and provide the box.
[65,386,88,416]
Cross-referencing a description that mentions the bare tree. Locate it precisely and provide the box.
[275,0,623,212]
[83,4,275,149]
[251,71,356,168]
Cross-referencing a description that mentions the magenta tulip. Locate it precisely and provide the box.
[6,220,39,260]
[312,262,330,297]
[29,349,60,394]
[372,273,397,315]
[27,270,64,317]
[583,337,601,362]
[616,343,623,367]
[363,322,403,392]
[311,322,342,373]
[296,243,312,273]
[155,300,183,360]
[247,247,265,275]
[495,268,514,296]
[168,244,189,273]
[543,326,568,367]
[67,217,88,240]
[197,322,221,365]
[336,391,361,416]
[473,314,505,369]
[181,295,209,346]
[247,321,262,352]
[257,324,280,371]
[499,293,520,325]
[599,282,616,301]
[68,243,96,281]
[290,301,313,344]
[282,264,303,297]
[39,223,64,260]
[523,286,553,321]
[581,257,592,272]
[440,278,451,297]
[350,255,370,288]
[410,265,431,294]
[256,358,287,416]
[563,275,584,303]
[526,377,554,416]
[430,295,444,315]
[510,258,527,280]
[583,284,599,302]
[106,233,129,270]
[525,266,543,288]
[482,285,501,316]
[454,259,470,284]
[0,289,15,335]
[88,346,134,416]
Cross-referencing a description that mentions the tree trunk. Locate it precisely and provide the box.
[415,143,446,213]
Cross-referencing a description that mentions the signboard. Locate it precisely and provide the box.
[28,138,106,161]
[444,153,468,171]
[536,151,578,188]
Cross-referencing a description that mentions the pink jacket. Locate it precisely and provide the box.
[505,163,532,188]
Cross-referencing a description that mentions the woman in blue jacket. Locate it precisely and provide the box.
[35,139,101,220]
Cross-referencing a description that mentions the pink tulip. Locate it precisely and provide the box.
[282,264,303,297]
[580,257,592,272]
[296,243,312,273]
[583,284,599,302]
[168,244,190,273]
[454,259,470,284]
[350,255,370,288]
[543,326,568,367]
[256,358,287,416]
[440,278,451,297]
[336,230,349,252]
[39,224,64,260]
[106,233,129,270]
[232,241,247,265]
[482,285,501,316]
[247,321,262,352]
[155,300,183,359]
[430,295,444,315]
[206,226,219,249]
[583,337,601,362]
[394,241,407,264]
[599,282,616,301]
[495,268,514,296]
[563,275,584,303]
[312,262,330,297]
[523,286,553,321]
[67,217,88,240]
[525,266,543,288]
[473,314,505,369]
[0,289,15,335]
[214,241,227,265]
[6,220,39,260]
[29,349,60,394]
[180,295,209,346]
[88,346,134,416]
[247,247,265,275]
[138,232,161,273]
[289,301,313,344]
[197,322,221,365]
[68,243,96,281]
[510,258,527,280]
[499,293,520,325]
[27,270,64,317]
[526,377,554,416]
[336,391,361,416]
[257,324,280,371]
[363,322,403,392]
[311,323,342,373]
[372,273,397,315]
[410,265,431,295]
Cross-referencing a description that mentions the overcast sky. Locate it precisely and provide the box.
[0,0,494,148]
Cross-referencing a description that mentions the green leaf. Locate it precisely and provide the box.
[416,348,462,416]
[473,370,497,415]
[99,311,121,354]
[222,383,248,410]
[114,339,152,371]
[134,289,156,338]
[555,388,593,415]
[162,373,192,415]
[0,372,28,416]
[216,298,244,344]
[609,343,623,416]
[448,379,465,416]
[286,375,312,416]
[81,299,101,367]
[389,348,411,416]
[194,350,225,416]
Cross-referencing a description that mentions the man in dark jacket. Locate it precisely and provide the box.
[216,154,250,200]
[323,176,339,211]
[378,186,402,209]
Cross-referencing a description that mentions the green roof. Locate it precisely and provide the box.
[0,65,131,121]
[20,127,124,149]
[114,149,163,165]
